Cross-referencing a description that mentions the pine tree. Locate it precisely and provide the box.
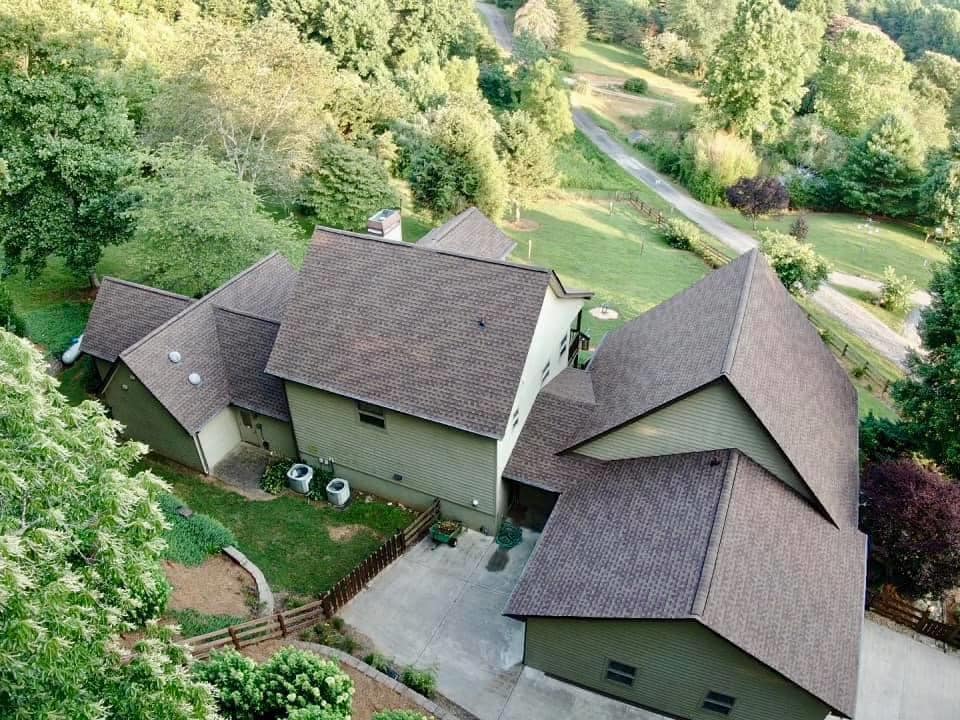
[546,0,587,51]
[839,115,924,217]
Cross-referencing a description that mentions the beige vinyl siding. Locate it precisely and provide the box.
[497,288,584,478]
[103,361,202,470]
[576,379,809,500]
[525,619,829,720]
[286,382,499,529]
[197,406,241,471]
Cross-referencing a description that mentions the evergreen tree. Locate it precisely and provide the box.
[839,115,924,217]
[919,140,960,242]
[704,0,812,138]
[546,0,588,51]
[893,244,960,477]
[514,0,559,48]
[497,110,557,221]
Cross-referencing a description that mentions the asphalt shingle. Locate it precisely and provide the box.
[416,207,517,260]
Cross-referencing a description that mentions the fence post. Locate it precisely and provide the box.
[277,612,287,637]
[228,626,240,650]
[841,343,848,357]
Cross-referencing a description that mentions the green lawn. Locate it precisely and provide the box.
[562,40,701,106]
[505,198,709,342]
[712,208,947,287]
[150,461,414,597]
[557,130,646,192]
[857,386,898,421]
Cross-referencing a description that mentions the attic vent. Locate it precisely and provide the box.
[168,351,182,364]
[478,317,486,329]
[188,372,202,386]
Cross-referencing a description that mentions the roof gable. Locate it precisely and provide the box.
[266,228,554,438]
[81,278,192,363]
[416,207,517,260]
[565,251,857,527]
[120,254,297,432]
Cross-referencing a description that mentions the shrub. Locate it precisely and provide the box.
[879,266,915,314]
[363,652,394,674]
[259,647,354,719]
[789,214,809,241]
[860,414,914,465]
[169,609,246,638]
[373,712,431,720]
[861,459,960,596]
[0,284,24,336]
[193,650,263,720]
[159,493,236,566]
[260,460,292,495]
[400,667,437,699]
[785,171,843,211]
[759,230,830,295]
[123,564,172,626]
[623,77,648,94]
[688,130,759,191]
[557,56,574,73]
[660,217,702,250]
[287,708,347,720]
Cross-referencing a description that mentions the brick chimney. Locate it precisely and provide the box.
[367,209,402,242]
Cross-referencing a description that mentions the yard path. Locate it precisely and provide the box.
[477,5,922,369]
[475,1,513,53]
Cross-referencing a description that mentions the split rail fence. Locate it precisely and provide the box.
[870,585,960,649]
[183,498,441,658]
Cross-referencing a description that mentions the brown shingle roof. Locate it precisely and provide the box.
[505,450,866,718]
[416,207,517,260]
[564,250,858,528]
[266,228,557,438]
[119,254,297,432]
[81,278,192,362]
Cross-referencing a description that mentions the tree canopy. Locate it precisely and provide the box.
[0,329,217,719]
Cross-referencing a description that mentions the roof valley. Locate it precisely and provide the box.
[690,449,739,617]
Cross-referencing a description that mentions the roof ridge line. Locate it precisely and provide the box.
[691,449,739,618]
[721,250,758,375]
[99,276,193,302]
[430,207,472,241]
[120,252,281,358]
[313,225,554,276]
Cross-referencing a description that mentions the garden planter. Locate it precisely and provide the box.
[430,519,464,547]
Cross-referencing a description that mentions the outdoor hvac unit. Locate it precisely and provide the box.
[286,464,313,494]
[326,478,351,507]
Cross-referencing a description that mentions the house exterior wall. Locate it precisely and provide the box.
[575,379,809,500]
[524,618,829,720]
[497,288,584,493]
[232,409,297,459]
[197,406,242,471]
[94,357,113,383]
[285,382,500,530]
[102,361,202,470]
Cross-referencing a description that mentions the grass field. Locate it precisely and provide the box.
[151,461,414,596]
[712,208,946,287]
[835,285,908,333]
[506,198,709,341]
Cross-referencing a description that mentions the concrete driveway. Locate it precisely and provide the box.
[340,529,539,720]
[839,619,960,720]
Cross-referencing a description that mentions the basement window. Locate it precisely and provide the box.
[604,660,636,687]
[357,401,386,429]
[702,691,736,715]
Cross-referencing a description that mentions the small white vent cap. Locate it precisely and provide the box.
[188,372,202,386]
[168,351,182,364]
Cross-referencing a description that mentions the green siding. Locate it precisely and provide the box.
[198,406,241,470]
[253,412,298,458]
[285,382,499,529]
[94,358,113,382]
[525,619,829,720]
[103,361,202,470]
[576,380,809,500]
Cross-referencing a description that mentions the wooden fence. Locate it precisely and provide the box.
[182,498,441,658]
[618,194,897,395]
[870,586,960,649]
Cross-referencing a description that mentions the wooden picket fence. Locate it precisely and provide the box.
[182,498,441,658]
[870,585,960,649]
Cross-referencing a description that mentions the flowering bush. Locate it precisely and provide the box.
[193,650,263,720]
[259,647,354,719]
[373,712,431,720]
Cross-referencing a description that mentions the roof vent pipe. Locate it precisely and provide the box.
[168,351,182,364]
[188,372,202,386]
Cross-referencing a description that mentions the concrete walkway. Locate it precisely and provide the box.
[340,530,539,720]
[211,443,274,500]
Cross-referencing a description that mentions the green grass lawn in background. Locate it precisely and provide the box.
[834,285,909,333]
[557,130,645,192]
[505,198,708,342]
[712,208,946,287]
[151,461,414,596]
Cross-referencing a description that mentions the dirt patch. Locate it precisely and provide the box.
[165,555,254,617]
[329,524,370,542]
[507,218,539,232]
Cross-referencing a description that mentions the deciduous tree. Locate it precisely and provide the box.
[861,459,960,597]
[725,176,789,228]
[0,11,137,280]
[518,59,574,140]
[0,329,218,720]
[129,144,298,297]
[514,0,559,47]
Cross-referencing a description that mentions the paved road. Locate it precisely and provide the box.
[475,1,513,53]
